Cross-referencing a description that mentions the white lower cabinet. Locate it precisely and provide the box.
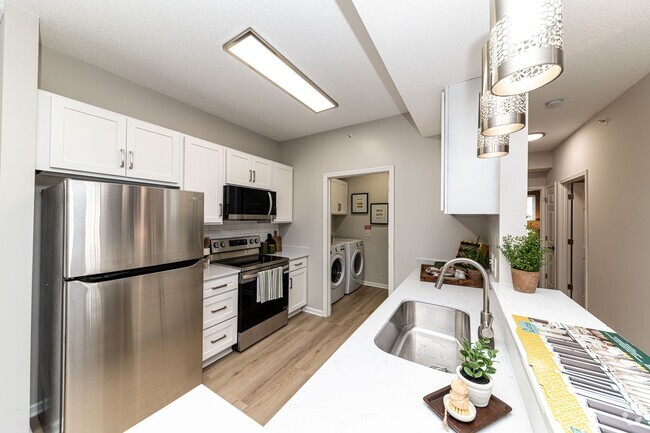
[288,259,307,316]
[202,273,239,366]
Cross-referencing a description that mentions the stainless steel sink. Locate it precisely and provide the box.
[374,301,471,373]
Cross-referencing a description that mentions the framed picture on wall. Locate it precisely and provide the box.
[370,203,388,225]
[351,193,368,214]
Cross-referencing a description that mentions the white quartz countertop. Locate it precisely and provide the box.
[126,385,265,433]
[134,264,622,433]
[269,245,309,261]
[203,263,239,280]
[266,267,534,433]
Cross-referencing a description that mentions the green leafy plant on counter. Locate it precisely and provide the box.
[461,248,489,270]
[459,338,498,384]
[497,227,549,272]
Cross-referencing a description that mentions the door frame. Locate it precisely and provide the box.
[322,165,395,318]
[527,186,547,287]
[557,170,589,307]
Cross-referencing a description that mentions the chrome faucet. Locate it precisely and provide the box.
[434,258,495,349]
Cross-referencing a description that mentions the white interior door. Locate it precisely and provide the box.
[545,184,556,290]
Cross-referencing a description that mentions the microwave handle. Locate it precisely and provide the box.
[268,191,273,216]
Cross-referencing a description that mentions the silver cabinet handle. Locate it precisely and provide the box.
[210,334,227,344]
[219,203,223,217]
[120,149,125,168]
[338,203,341,211]
[289,277,293,289]
[249,169,252,182]
[210,283,228,291]
[210,305,227,314]
[253,170,256,183]
[294,262,303,267]
[128,150,134,169]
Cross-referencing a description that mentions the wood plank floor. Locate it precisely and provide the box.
[202,285,387,425]
[29,286,387,431]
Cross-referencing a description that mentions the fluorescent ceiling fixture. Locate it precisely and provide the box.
[224,28,337,113]
[528,132,546,142]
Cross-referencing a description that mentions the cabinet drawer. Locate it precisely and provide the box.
[289,258,307,272]
[203,274,238,299]
[203,290,237,329]
[202,317,237,361]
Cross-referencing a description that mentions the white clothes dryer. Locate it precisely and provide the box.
[330,243,346,304]
[333,238,364,294]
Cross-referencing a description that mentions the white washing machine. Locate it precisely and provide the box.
[330,243,346,304]
[333,238,364,294]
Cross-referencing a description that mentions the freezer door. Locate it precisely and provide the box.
[62,261,202,433]
[60,179,203,278]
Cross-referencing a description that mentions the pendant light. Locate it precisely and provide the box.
[489,0,564,96]
[480,42,526,136]
[477,128,509,158]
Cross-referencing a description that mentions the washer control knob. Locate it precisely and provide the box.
[220,241,226,248]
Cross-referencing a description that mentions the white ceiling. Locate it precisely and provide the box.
[7,1,650,148]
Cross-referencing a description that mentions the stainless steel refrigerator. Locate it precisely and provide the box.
[38,179,204,433]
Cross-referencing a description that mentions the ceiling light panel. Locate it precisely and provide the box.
[224,29,337,113]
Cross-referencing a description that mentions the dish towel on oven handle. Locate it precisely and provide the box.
[256,266,283,303]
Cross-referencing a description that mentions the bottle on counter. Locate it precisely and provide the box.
[266,233,276,254]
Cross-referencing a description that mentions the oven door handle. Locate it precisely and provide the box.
[241,265,289,283]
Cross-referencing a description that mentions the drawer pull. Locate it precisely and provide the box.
[210,334,227,344]
[210,305,228,314]
[294,262,303,266]
[210,283,228,291]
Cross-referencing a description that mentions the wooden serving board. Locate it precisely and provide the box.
[420,264,484,289]
[423,386,512,433]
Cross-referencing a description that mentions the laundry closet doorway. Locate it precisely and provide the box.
[322,166,395,318]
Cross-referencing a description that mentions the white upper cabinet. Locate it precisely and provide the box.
[183,136,225,224]
[441,78,499,215]
[330,178,348,215]
[126,119,181,184]
[225,149,274,190]
[47,92,127,177]
[37,91,181,185]
[273,163,293,223]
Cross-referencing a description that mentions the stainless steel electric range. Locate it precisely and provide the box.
[210,235,290,351]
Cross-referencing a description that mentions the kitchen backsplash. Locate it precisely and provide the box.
[204,221,279,240]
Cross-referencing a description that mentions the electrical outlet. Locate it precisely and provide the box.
[490,254,498,278]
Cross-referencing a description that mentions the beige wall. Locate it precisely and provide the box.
[0,5,39,430]
[279,114,488,313]
[333,173,389,287]
[528,172,548,188]
[38,46,281,160]
[546,73,650,352]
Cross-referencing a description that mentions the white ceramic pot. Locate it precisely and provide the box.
[456,366,494,407]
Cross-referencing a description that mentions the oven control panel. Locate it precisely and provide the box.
[211,235,260,254]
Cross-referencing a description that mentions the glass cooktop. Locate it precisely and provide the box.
[216,254,288,272]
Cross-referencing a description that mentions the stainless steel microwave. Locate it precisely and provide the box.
[223,185,276,221]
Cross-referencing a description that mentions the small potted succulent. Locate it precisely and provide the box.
[457,338,498,407]
[498,227,549,293]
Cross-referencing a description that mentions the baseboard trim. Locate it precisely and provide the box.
[30,401,40,418]
[301,306,325,317]
[363,281,388,289]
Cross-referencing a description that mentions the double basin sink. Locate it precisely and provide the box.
[374,301,470,373]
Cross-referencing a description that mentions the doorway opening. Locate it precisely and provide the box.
[322,166,395,318]
[527,187,547,287]
[556,171,589,307]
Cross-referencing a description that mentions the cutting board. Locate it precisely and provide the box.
[420,264,483,289]
[272,230,282,252]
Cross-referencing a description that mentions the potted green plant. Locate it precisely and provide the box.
[498,227,549,293]
[461,249,489,281]
[457,338,498,407]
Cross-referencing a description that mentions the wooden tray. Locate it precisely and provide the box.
[420,264,484,289]
[423,386,512,433]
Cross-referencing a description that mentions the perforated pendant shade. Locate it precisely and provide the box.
[477,128,509,158]
[480,42,526,136]
[489,0,564,96]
